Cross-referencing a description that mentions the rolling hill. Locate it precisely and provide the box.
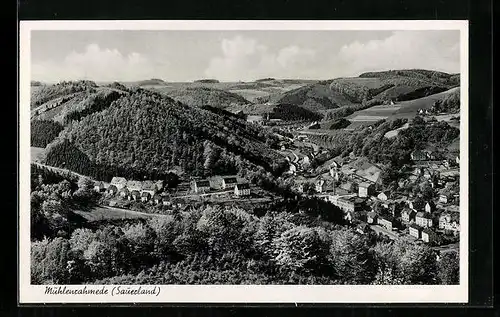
[267,69,459,115]
[42,89,288,182]
[31,82,126,125]
[156,86,251,109]
[344,87,460,130]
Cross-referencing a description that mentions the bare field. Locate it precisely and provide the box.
[31,147,46,163]
[73,206,158,222]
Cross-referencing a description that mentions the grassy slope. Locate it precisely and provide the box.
[344,87,459,130]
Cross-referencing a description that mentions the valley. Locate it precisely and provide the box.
[29,68,462,286]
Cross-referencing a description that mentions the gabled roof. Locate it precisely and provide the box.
[194,180,210,187]
[111,177,127,185]
[416,211,432,218]
[119,187,130,193]
[422,228,435,235]
[402,207,416,216]
[235,183,250,189]
[359,182,372,188]
[222,177,237,184]
[409,223,422,230]
[126,180,143,190]
[142,180,156,191]
[153,193,162,200]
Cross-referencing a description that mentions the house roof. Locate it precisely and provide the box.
[95,181,104,187]
[194,180,210,187]
[236,183,250,189]
[402,208,416,216]
[367,211,377,218]
[126,180,143,190]
[355,165,381,184]
[417,211,432,218]
[222,177,237,184]
[142,180,156,191]
[422,228,435,235]
[141,191,151,197]
[409,223,422,230]
[359,182,372,188]
[155,180,164,188]
[130,190,140,196]
[153,194,162,200]
[111,177,127,185]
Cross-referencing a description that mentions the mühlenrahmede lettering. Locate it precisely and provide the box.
[45,286,109,295]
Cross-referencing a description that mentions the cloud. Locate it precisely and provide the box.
[204,36,317,81]
[32,44,162,82]
[334,31,460,76]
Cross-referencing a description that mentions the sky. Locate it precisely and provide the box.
[30,30,461,83]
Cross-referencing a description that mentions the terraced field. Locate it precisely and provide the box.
[344,87,460,130]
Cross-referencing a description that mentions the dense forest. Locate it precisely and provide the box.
[268,104,323,121]
[164,86,250,109]
[31,195,459,285]
[43,90,288,182]
[431,89,460,113]
[31,120,64,148]
[31,81,98,108]
[329,118,351,130]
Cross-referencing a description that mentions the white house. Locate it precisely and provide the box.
[315,179,327,193]
[221,177,238,190]
[358,182,373,198]
[141,180,157,196]
[415,212,433,228]
[377,191,389,201]
[94,181,105,192]
[234,183,251,197]
[193,180,211,193]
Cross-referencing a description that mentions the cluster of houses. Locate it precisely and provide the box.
[192,176,251,197]
[94,177,166,203]
[299,153,460,244]
[94,175,253,207]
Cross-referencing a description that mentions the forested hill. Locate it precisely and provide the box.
[159,86,251,109]
[44,90,288,182]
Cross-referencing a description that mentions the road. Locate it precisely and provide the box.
[33,162,94,182]
[369,224,401,240]
[102,205,168,218]
[432,242,459,254]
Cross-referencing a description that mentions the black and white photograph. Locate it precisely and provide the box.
[19,20,469,303]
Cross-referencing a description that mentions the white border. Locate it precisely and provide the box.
[19,20,469,304]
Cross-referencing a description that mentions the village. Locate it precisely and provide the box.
[268,124,461,253]
[93,173,258,213]
[92,122,460,255]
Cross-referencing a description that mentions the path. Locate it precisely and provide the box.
[102,205,168,218]
[32,162,94,182]
[370,224,401,240]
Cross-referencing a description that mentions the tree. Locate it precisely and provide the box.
[31,237,71,284]
[272,226,330,275]
[437,252,459,284]
[329,229,376,284]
